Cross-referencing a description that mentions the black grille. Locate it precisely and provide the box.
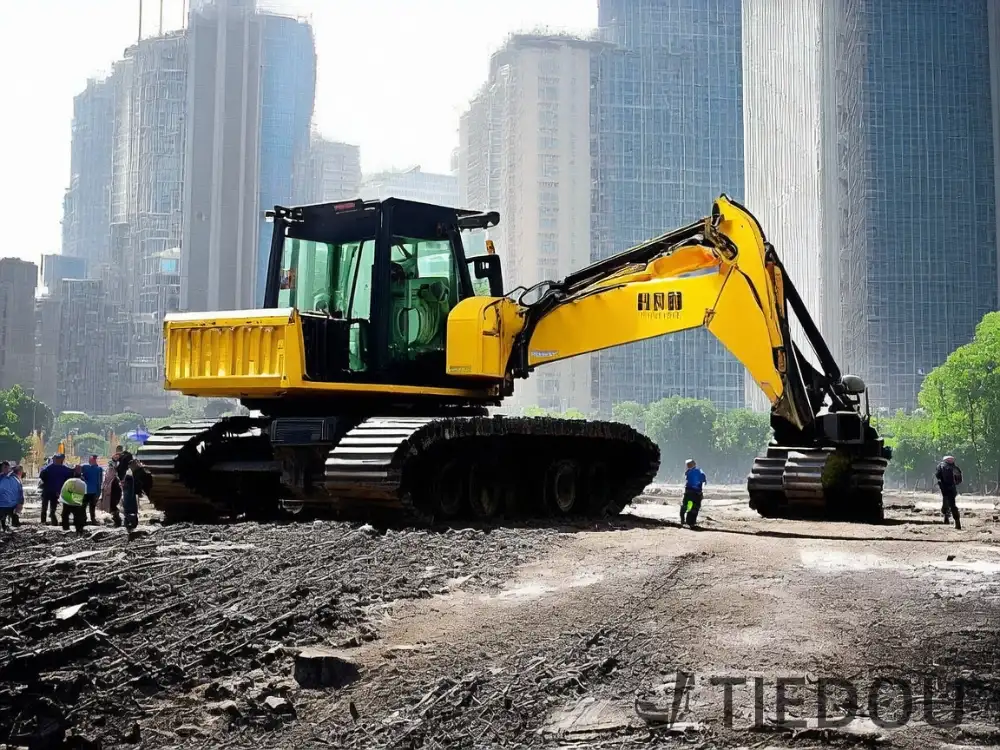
[270,417,340,445]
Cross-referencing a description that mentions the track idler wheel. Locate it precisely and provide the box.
[545,459,581,516]
[432,460,466,520]
[469,463,504,520]
[584,461,612,513]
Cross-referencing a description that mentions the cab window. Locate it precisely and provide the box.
[387,236,461,362]
[277,235,375,371]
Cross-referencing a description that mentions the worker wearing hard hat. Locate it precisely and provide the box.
[934,455,963,530]
[59,466,88,534]
[681,458,707,529]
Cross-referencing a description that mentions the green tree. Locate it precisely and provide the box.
[878,410,938,489]
[714,408,770,454]
[0,386,54,438]
[169,396,208,421]
[0,386,50,460]
[611,400,646,431]
[713,408,771,480]
[102,412,146,434]
[523,405,553,417]
[915,312,1000,490]
[0,427,29,462]
[54,411,107,438]
[74,432,109,458]
[645,396,719,477]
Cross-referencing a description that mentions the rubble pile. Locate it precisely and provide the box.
[0,521,560,747]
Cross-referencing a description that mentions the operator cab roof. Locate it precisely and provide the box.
[266,198,499,239]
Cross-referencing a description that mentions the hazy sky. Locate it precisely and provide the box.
[0,0,596,265]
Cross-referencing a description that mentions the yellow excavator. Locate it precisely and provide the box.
[138,195,891,524]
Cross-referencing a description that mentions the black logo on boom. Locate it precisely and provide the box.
[637,291,683,312]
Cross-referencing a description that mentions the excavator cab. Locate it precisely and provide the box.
[263,198,503,390]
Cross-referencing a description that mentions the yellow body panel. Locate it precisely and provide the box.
[163,308,490,400]
[445,297,524,378]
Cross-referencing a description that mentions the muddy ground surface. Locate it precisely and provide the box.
[2,485,999,750]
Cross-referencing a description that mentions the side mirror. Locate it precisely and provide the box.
[467,254,503,297]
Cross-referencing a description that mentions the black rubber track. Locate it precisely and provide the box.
[325,415,661,524]
[139,416,661,526]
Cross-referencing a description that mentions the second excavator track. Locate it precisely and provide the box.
[137,418,281,523]
[747,445,888,523]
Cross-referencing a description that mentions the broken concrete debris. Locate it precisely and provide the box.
[293,647,361,689]
[263,695,295,716]
[0,521,557,747]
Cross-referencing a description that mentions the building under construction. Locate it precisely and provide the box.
[109,32,187,415]
[183,0,317,312]
[56,0,318,416]
[62,77,116,274]
[293,131,362,204]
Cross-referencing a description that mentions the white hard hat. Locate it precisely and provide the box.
[944,455,955,463]
[685,458,695,465]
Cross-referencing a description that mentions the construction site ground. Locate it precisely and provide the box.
[3,485,999,750]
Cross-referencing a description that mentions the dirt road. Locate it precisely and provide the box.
[3,487,999,749]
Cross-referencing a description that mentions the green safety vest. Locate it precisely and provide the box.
[60,477,87,506]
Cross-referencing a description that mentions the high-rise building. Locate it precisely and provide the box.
[591,0,746,414]
[0,259,38,390]
[360,166,459,206]
[256,12,316,304]
[36,256,87,409]
[110,33,188,415]
[459,33,602,413]
[40,255,88,293]
[34,295,60,410]
[56,279,113,414]
[182,0,262,313]
[862,0,998,410]
[745,0,1000,412]
[62,76,116,272]
[741,0,869,410]
[182,0,316,312]
[293,132,362,204]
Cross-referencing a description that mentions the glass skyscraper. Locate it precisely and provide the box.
[256,14,316,304]
[861,0,998,411]
[591,0,746,413]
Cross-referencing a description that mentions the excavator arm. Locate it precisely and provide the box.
[450,195,840,434]
[513,195,807,427]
